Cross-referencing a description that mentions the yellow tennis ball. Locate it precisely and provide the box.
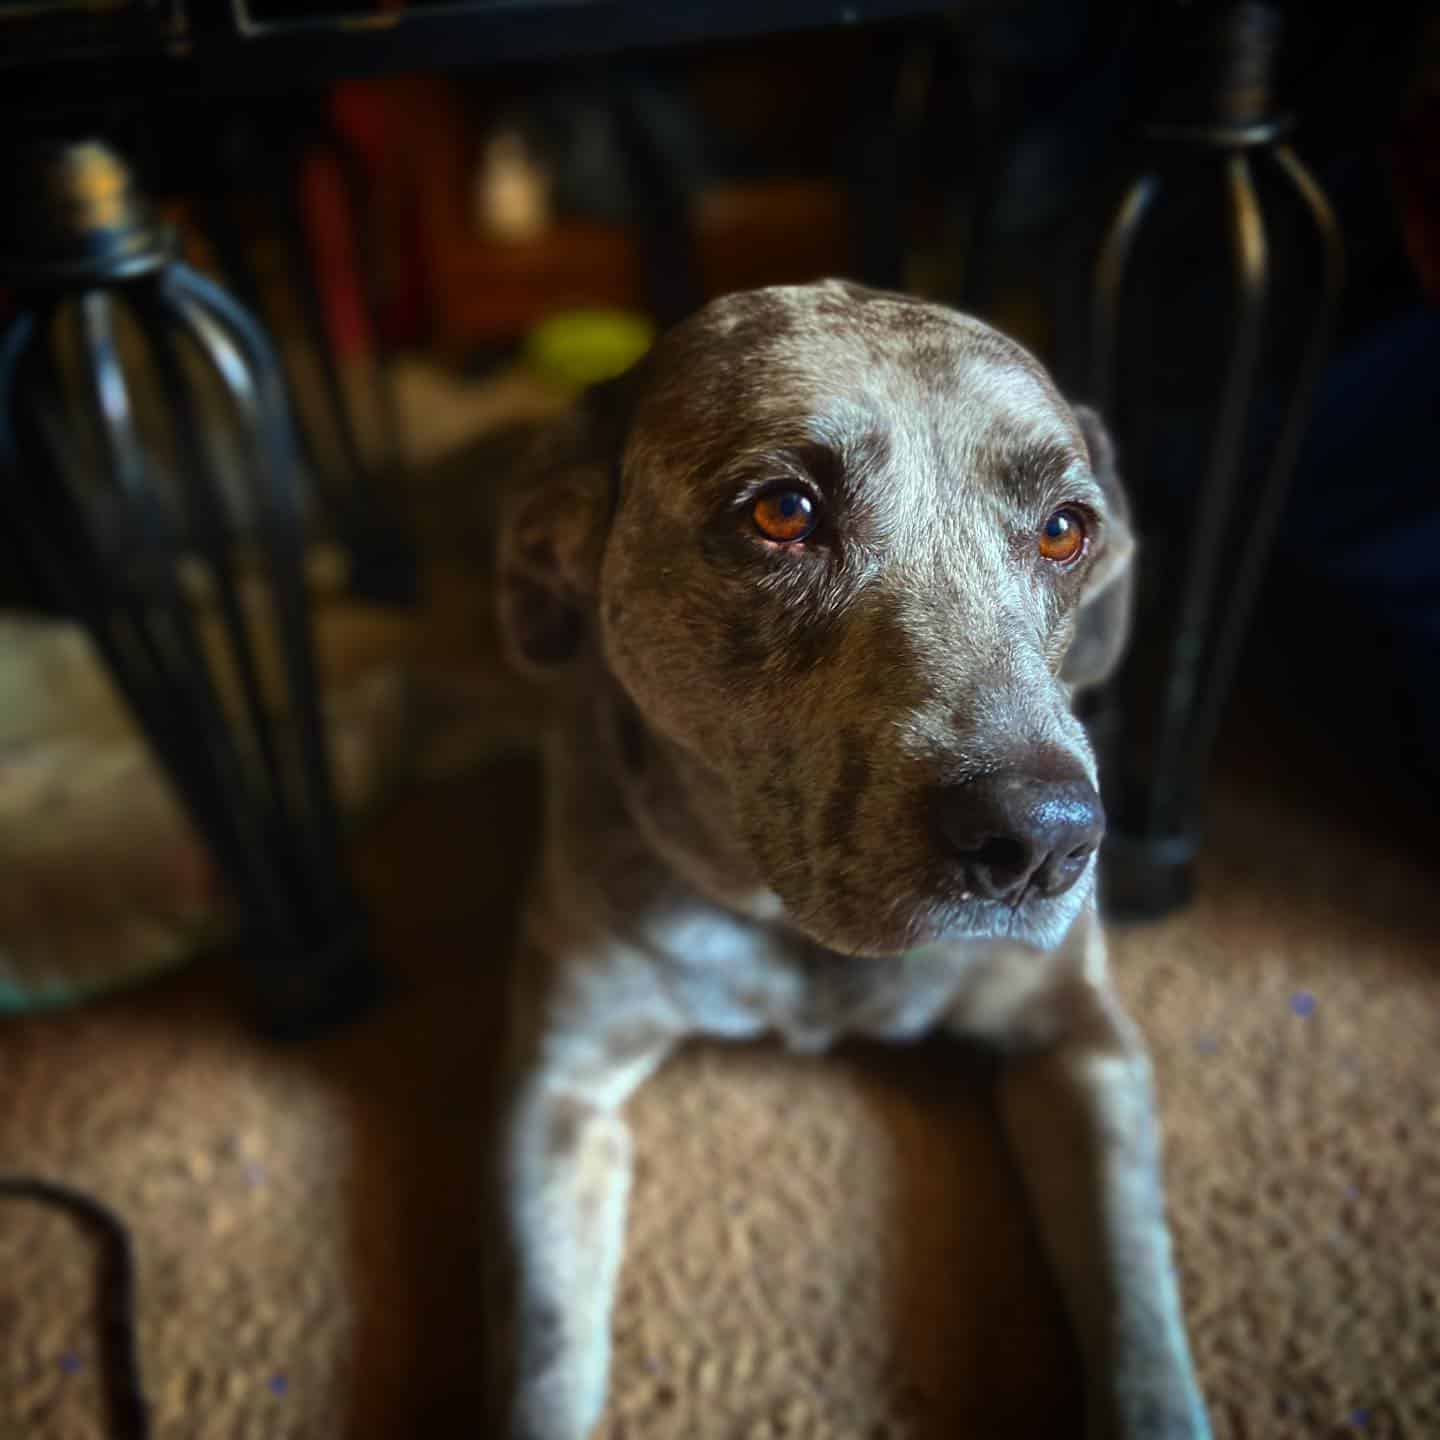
[524,308,656,389]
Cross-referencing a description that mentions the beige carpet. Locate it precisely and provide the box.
[2,682,1438,1439]
[2,366,1438,1440]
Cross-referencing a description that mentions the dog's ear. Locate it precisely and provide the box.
[496,372,637,675]
[1061,405,1136,692]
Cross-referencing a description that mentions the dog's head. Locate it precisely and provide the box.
[499,281,1133,955]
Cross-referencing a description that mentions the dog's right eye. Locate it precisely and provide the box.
[1039,506,1087,566]
[752,489,819,544]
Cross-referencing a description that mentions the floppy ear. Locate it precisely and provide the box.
[1061,404,1136,692]
[495,374,636,676]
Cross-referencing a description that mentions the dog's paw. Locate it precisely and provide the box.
[1091,1388,1213,1440]
[508,1378,606,1440]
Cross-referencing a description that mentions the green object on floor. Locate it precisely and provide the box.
[523,309,655,389]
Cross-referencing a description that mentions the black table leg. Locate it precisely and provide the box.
[0,138,382,1038]
[1082,1,1345,918]
[192,104,418,608]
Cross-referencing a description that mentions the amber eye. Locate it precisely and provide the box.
[752,489,818,544]
[1038,507,1086,565]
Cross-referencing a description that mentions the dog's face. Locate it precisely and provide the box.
[500,282,1133,956]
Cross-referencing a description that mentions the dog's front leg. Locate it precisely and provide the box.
[992,918,1210,1440]
[496,1001,674,1440]
[503,1082,634,1439]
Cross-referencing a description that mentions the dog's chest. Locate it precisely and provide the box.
[655,912,969,1053]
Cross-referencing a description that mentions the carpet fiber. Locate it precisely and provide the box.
[2,714,1437,1439]
[2,389,1437,1439]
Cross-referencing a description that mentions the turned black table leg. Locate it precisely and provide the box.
[1082,0,1347,915]
[605,66,705,330]
[0,138,382,1038]
[190,104,418,608]
[1084,1,1345,918]
[268,112,417,607]
[847,24,915,292]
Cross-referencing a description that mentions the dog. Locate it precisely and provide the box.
[490,280,1210,1439]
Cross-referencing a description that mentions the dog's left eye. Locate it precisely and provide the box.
[752,489,819,544]
[1038,507,1087,566]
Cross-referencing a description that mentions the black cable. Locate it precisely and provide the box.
[0,1177,150,1440]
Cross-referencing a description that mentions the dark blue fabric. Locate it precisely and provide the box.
[1282,305,1440,607]
[1272,303,1440,793]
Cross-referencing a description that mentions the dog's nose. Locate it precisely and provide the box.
[932,774,1105,902]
